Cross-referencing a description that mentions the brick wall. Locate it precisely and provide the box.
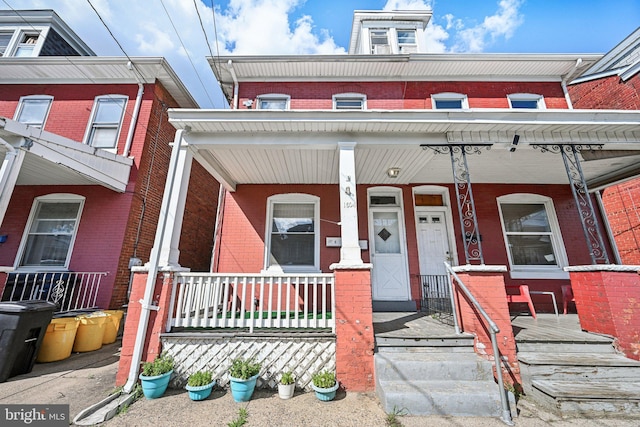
[237,81,568,110]
[569,73,640,110]
[569,270,640,360]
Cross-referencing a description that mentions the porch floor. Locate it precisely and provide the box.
[511,313,612,343]
[373,312,460,339]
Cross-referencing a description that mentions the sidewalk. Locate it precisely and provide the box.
[1,342,638,426]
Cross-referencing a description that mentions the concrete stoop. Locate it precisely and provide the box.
[518,339,640,417]
[375,349,509,417]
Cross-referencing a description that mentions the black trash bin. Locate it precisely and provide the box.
[0,300,57,382]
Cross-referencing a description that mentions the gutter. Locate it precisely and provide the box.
[123,82,144,157]
[561,58,582,109]
[228,60,239,109]
[123,128,188,393]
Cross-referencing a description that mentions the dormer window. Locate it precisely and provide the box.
[0,32,12,56]
[14,33,40,57]
[370,29,390,54]
[257,94,290,110]
[333,93,366,110]
[508,94,545,109]
[398,30,417,53]
[432,93,469,109]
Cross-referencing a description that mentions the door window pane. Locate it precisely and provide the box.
[373,211,401,254]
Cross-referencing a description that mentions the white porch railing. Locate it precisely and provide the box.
[169,273,336,333]
[1,271,107,314]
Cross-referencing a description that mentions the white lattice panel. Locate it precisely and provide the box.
[162,334,336,390]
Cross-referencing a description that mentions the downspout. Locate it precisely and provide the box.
[0,135,18,227]
[228,60,239,109]
[561,58,582,110]
[123,83,144,157]
[123,128,187,393]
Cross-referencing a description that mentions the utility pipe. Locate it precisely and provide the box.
[561,58,582,110]
[123,83,144,157]
[0,134,19,227]
[123,128,187,393]
[228,60,239,109]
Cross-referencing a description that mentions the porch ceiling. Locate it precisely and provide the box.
[0,118,133,192]
[170,109,640,192]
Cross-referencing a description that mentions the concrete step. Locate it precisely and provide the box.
[531,379,640,416]
[519,352,640,381]
[376,335,475,351]
[377,379,506,417]
[375,352,493,382]
[516,338,615,354]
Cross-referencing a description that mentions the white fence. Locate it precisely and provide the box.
[2,271,107,313]
[169,273,336,333]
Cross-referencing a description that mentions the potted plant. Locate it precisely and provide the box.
[228,357,261,402]
[139,353,174,399]
[311,370,338,401]
[277,371,295,399]
[185,371,215,401]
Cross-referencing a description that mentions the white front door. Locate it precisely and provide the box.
[416,209,451,277]
[369,207,411,300]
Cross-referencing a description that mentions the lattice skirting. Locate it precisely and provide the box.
[161,333,336,390]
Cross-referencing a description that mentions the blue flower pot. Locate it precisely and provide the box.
[311,382,339,401]
[186,381,215,401]
[139,370,173,399]
[229,374,259,402]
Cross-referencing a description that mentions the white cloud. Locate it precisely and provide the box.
[383,0,431,10]
[452,0,524,52]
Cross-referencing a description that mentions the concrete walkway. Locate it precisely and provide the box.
[1,340,639,426]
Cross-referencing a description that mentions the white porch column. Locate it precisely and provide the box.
[337,142,363,265]
[0,144,25,227]
[157,131,193,268]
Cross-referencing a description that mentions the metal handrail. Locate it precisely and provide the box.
[444,262,513,426]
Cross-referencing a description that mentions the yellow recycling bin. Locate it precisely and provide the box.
[102,310,124,344]
[72,313,108,353]
[36,317,80,363]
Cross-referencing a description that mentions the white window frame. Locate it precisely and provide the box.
[14,95,53,128]
[431,92,469,109]
[83,95,128,152]
[333,93,366,110]
[256,94,290,110]
[0,30,13,57]
[370,28,390,54]
[397,28,417,53]
[507,93,546,109]
[263,193,320,273]
[497,194,569,279]
[15,194,85,271]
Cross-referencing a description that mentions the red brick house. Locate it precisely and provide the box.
[117,9,640,420]
[0,10,219,312]
[569,27,640,265]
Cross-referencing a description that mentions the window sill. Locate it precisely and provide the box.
[509,268,570,280]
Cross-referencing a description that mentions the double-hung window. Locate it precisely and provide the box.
[257,94,289,110]
[14,33,39,57]
[508,93,545,109]
[18,194,84,269]
[0,31,12,56]
[432,93,468,109]
[265,194,319,272]
[14,95,53,128]
[370,29,390,54]
[498,194,568,279]
[333,93,366,110]
[85,95,127,150]
[397,29,417,53]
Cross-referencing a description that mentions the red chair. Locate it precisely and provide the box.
[506,284,537,319]
[561,285,575,315]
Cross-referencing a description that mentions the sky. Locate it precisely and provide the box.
[2,0,639,108]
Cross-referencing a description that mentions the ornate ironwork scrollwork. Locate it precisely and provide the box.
[422,144,491,155]
[532,144,609,264]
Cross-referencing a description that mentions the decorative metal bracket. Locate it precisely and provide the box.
[423,144,488,264]
[532,144,609,264]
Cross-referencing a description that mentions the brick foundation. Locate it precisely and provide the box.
[333,267,375,392]
[452,268,521,386]
[568,268,640,360]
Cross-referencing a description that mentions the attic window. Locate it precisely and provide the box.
[257,94,290,110]
[14,32,40,57]
[398,30,417,53]
[333,93,366,110]
[0,32,12,56]
[432,93,469,109]
[370,29,390,54]
[508,94,546,109]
